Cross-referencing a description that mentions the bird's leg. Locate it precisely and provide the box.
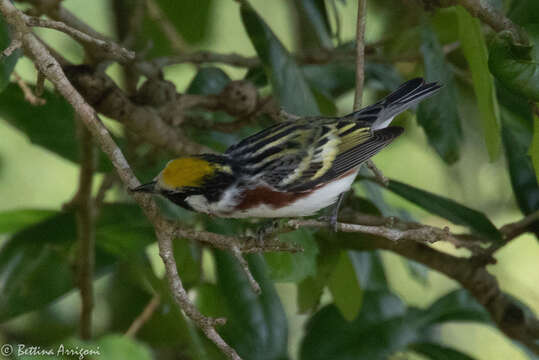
[255,219,280,245]
[328,192,346,232]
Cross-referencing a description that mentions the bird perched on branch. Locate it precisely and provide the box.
[132,78,441,228]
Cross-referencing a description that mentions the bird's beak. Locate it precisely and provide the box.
[130,181,157,193]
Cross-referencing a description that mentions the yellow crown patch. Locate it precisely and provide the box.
[161,157,215,188]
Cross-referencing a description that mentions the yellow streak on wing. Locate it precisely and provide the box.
[161,157,215,188]
[311,134,339,180]
[338,127,371,152]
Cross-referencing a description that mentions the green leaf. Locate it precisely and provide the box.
[300,289,488,360]
[418,23,462,164]
[122,0,214,57]
[420,289,490,326]
[0,84,112,171]
[95,334,153,360]
[297,243,340,314]
[456,6,501,161]
[154,0,214,44]
[0,209,57,234]
[0,204,153,322]
[509,0,539,26]
[296,0,333,48]
[264,228,319,282]
[173,240,202,287]
[532,114,539,180]
[214,251,289,360]
[300,290,410,360]
[375,178,502,242]
[240,3,320,116]
[0,16,21,93]
[187,67,231,95]
[348,251,389,291]
[302,63,355,98]
[499,89,539,235]
[327,251,363,321]
[488,27,539,102]
[410,342,476,360]
[94,204,155,259]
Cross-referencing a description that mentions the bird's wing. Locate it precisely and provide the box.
[225,118,402,191]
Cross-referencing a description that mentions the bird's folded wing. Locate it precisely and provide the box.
[225,118,402,192]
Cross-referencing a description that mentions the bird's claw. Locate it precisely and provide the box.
[255,220,280,244]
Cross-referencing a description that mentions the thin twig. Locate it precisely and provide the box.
[231,244,261,294]
[75,123,97,340]
[353,0,367,110]
[1,37,21,58]
[12,71,46,105]
[125,294,161,337]
[365,160,388,186]
[24,15,135,63]
[94,172,117,213]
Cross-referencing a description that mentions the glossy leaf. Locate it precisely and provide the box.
[456,6,501,161]
[214,251,289,360]
[187,67,231,95]
[421,289,490,326]
[297,243,340,314]
[0,209,57,234]
[488,28,539,102]
[376,178,502,242]
[0,84,112,171]
[95,334,153,360]
[348,251,388,291]
[265,228,319,282]
[410,342,475,360]
[296,0,333,48]
[301,289,489,360]
[499,86,539,235]
[240,3,320,116]
[300,290,410,360]
[0,16,20,93]
[418,23,462,164]
[0,204,153,321]
[155,0,214,44]
[328,251,363,321]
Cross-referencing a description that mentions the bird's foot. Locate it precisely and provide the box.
[255,219,280,245]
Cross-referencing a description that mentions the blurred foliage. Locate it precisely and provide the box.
[0,0,538,360]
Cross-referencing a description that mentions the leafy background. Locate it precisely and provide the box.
[0,0,538,359]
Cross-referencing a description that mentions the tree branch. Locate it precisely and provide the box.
[343,234,539,354]
[287,218,539,354]
[0,3,241,358]
[424,0,527,45]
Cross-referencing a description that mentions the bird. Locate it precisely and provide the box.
[132,78,441,228]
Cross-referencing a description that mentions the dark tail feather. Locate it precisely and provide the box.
[351,78,442,129]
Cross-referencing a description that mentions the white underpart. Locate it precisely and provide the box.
[185,170,359,218]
